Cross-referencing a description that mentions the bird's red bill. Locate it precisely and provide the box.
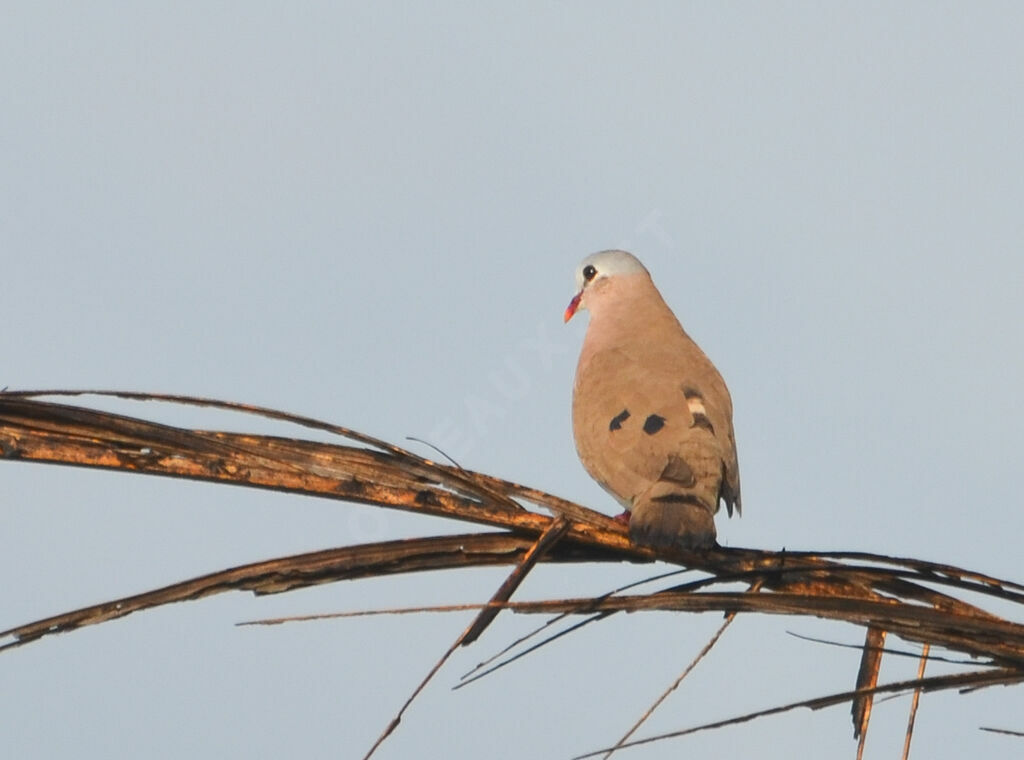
[564,292,582,322]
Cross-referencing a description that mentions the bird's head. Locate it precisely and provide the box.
[564,249,649,322]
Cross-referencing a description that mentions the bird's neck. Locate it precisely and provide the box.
[585,275,686,347]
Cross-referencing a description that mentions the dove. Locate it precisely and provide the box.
[565,250,740,550]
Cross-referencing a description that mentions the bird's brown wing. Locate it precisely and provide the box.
[572,345,737,515]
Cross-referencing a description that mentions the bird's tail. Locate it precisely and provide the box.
[629,494,717,550]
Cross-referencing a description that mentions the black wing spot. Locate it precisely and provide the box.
[643,414,666,435]
[609,409,631,431]
[691,413,715,434]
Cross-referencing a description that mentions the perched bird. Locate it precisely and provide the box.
[565,250,740,550]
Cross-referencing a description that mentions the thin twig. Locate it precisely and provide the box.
[454,612,611,689]
[787,631,978,667]
[460,613,576,680]
[458,568,690,684]
[405,436,464,468]
[855,714,868,759]
[603,612,738,758]
[238,603,491,626]
[360,631,462,760]
[901,644,930,760]
[572,669,1022,759]
[980,726,1024,737]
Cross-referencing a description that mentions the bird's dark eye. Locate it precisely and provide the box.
[583,264,597,282]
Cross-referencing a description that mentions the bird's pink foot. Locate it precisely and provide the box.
[613,510,631,525]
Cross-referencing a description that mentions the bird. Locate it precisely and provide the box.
[564,250,740,550]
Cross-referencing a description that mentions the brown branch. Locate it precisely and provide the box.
[4,394,1024,659]
[0,532,612,652]
[0,393,629,547]
[853,627,886,748]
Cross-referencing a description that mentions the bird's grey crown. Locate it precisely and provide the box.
[573,249,648,290]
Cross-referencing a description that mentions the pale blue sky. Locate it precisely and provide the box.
[3,4,1023,758]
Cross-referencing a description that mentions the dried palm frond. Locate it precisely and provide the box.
[2,390,1022,755]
